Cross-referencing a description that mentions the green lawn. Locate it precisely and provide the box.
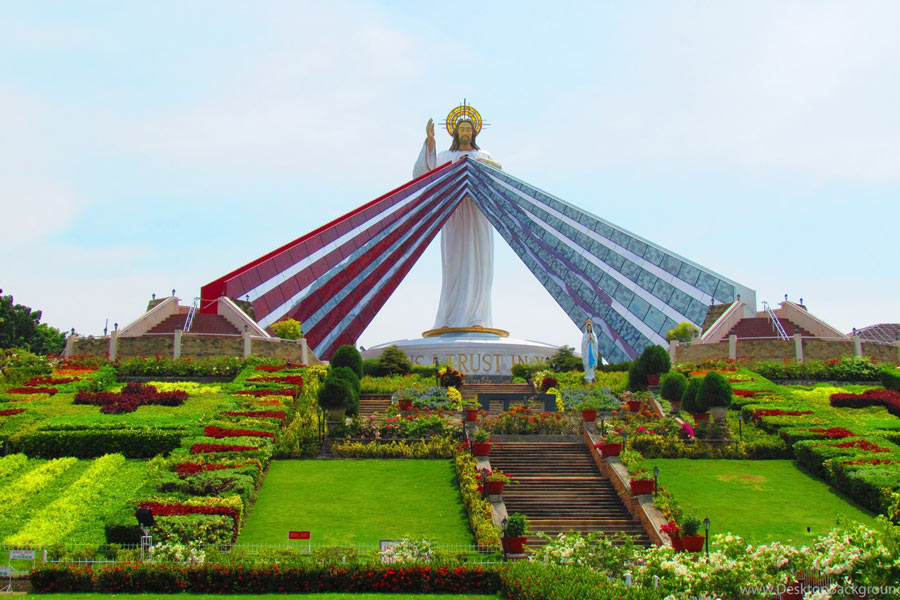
[28,595,496,600]
[645,458,877,545]
[238,460,473,546]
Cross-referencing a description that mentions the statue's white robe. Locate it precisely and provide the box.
[582,327,599,382]
[413,144,496,329]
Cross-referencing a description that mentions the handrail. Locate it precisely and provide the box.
[762,301,790,341]
[183,297,199,333]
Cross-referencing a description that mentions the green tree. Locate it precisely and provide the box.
[549,345,583,372]
[0,292,66,355]
[270,318,302,339]
[375,345,412,376]
[330,345,363,378]
[666,321,700,343]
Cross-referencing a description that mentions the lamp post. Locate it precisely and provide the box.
[481,468,490,500]
[600,416,606,437]
[622,432,628,449]
[653,466,659,496]
[738,411,744,443]
[501,517,509,561]
[703,517,710,557]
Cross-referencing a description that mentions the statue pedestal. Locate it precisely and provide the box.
[361,329,558,381]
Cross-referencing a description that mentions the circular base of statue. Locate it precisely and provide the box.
[422,326,509,338]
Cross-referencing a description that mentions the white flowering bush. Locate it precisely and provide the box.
[535,531,636,577]
[148,541,205,565]
[378,537,435,564]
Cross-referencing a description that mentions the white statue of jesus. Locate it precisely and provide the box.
[413,116,499,329]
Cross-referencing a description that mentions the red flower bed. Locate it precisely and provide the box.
[138,501,240,539]
[832,439,890,452]
[26,376,79,385]
[246,375,304,388]
[7,386,58,395]
[809,427,855,439]
[74,383,187,414]
[0,408,26,416]
[753,408,814,420]
[54,364,98,372]
[175,462,244,477]
[830,389,900,418]
[255,364,287,372]
[733,389,776,397]
[235,388,298,399]
[190,443,259,454]
[221,410,287,426]
[540,377,558,392]
[204,425,275,440]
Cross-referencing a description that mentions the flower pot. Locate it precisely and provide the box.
[465,408,480,422]
[485,480,505,495]
[692,412,709,424]
[629,479,655,495]
[502,536,528,554]
[647,373,660,386]
[472,442,492,457]
[581,408,598,422]
[398,399,413,410]
[681,534,705,552]
[670,536,685,552]
[710,406,728,422]
[668,400,681,413]
[627,400,641,412]
[596,443,622,457]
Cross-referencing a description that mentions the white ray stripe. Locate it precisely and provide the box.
[261,178,468,329]
[312,188,469,355]
[246,165,468,303]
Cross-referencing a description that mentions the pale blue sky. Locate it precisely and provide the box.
[3,1,898,349]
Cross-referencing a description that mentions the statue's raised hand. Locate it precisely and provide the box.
[425,118,435,152]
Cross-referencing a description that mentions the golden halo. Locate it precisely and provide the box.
[444,103,482,136]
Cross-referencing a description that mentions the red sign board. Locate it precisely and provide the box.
[289,531,310,540]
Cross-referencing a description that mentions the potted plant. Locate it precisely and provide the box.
[637,345,671,387]
[679,514,704,552]
[629,469,655,495]
[620,391,644,412]
[659,520,683,552]
[483,469,514,495]
[578,391,618,422]
[462,397,482,422]
[502,512,529,554]
[593,432,624,457]
[472,428,492,456]
[698,371,733,422]
[681,377,708,423]
[318,376,353,422]
[660,372,687,414]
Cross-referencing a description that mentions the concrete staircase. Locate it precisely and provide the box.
[488,441,649,546]
[358,394,391,417]
[727,317,812,339]
[147,313,241,335]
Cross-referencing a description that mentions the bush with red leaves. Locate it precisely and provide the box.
[203,425,275,440]
[74,383,188,414]
[190,443,259,454]
[220,410,287,426]
[7,386,58,395]
[840,458,895,466]
[175,462,243,477]
[234,388,298,399]
[830,389,900,418]
[25,376,79,385]
[540,377,558,392]
[752,408,814,420]
[0,409,26,416]
[832,439,890,452]
[809,427,856,439]
[246,375,304,388]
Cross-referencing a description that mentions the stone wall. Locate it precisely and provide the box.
[675,337,899,364]
[117,336,173,359]
[71,337,109,358]
[251,338,306,361]
[181,335,243,358]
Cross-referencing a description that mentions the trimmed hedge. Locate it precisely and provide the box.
[9,427,186,458]
[881,367,900,392]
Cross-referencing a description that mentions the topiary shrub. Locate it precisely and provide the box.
[330,345,362,379]
[362,358,379,377]
[329,367,360,415]
[681,377,703,414]
[375,345,412,376]
[269,318,302,340]
[627,360,647,392]
[317,377,353,412]
[549,346,582,372]
[697,371,732,409]
[637,345,671,376]
[660,372,687,403]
